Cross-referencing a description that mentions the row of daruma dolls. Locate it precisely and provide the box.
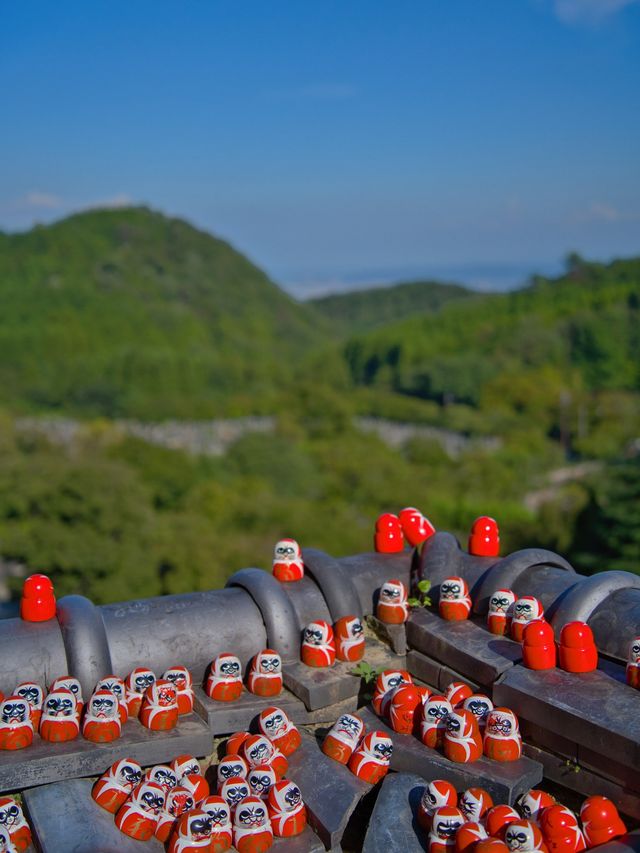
[206,627,365,705]
[520,628,640,685]
[0,667,196,750]
[375,577,604,676]
[486,592,603,675]
[204,618,366,707]
[373,669,523,763]
[375,576,548,644]
[417,777,627,853]
[374,511,501,558]
[92,747,306,852]
[271,514,499,585]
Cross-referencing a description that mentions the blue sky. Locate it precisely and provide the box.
[2,0,639,296]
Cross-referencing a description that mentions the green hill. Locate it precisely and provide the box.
[346,257,640,401]
[0,207,324,418]
[308,279,475,335]
[344,257,640,453]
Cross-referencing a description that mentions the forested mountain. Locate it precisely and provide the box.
[309,279,475,335]
[0,207,324,418]
[344,257,640,452]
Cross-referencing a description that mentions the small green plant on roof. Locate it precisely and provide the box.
[349,660,386,702]
[348,660,383,684]
[408,579,432,608]
[564,758,581,773]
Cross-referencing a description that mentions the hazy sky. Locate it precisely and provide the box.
[2,0,639,295]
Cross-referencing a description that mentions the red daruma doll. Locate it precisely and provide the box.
[374,513,404,553]
[206,654,243,702]
[518,789,555,822]
[171,754,201,782]
[0,696,33,751]
[13,682,44,730]
[200,797,233,853]
[225,731,250,756]
[376,579,409,624]
[180,777,207,806]
[468,517,500,558]
[428,807,465,853]
[155,786,196,843]
[243,734,288,779]
[115,780,165,841]
[372,669,412,716]
[267,780,307,838]
[522,620,556,671]
[419,694,452,749]
[179,772,210,806]
[399,507,436,548]
[124,668,156,718]
[539,805,586,853]
[220,777,250,816]
[216,755,248,791]
[511,597,544,643]
[322,713,365,764]
[388,683,422,735]
[301,621,335,667]
[92,758,143,813]
[487,589,515,636]
[167,809,213,853]
[459,788,494,824]
[348,731,393,783]
[247,650,282,697]
[82,690,121,743]
[504,820,548,853]
[483,708,522,762]
[163,666,195,715]
[94,676,128,725]
[145,764,179,795]
[417,780,457,832]
[334,615,365,662]
[20,573,56,621]
[439,577,472,621]
[626,636,640,688]
[485,806,520,840]
[462,694,494,734]
[233,796,273,853]
[456,822,489,853]
[272,538,304,582]
[139,679,179,731]
[248,765,276,802]
[39,687,79,742]
[445,681,473,709]
[443,709,483,763]
[257,706,301,756]
[50,676,84,718]
[558,622,598,673]
[580,796,626,847]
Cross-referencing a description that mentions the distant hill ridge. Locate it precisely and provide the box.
[308,279,476,334]
[344,256,640,406]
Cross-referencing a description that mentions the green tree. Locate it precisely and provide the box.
[570,457,640,573]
